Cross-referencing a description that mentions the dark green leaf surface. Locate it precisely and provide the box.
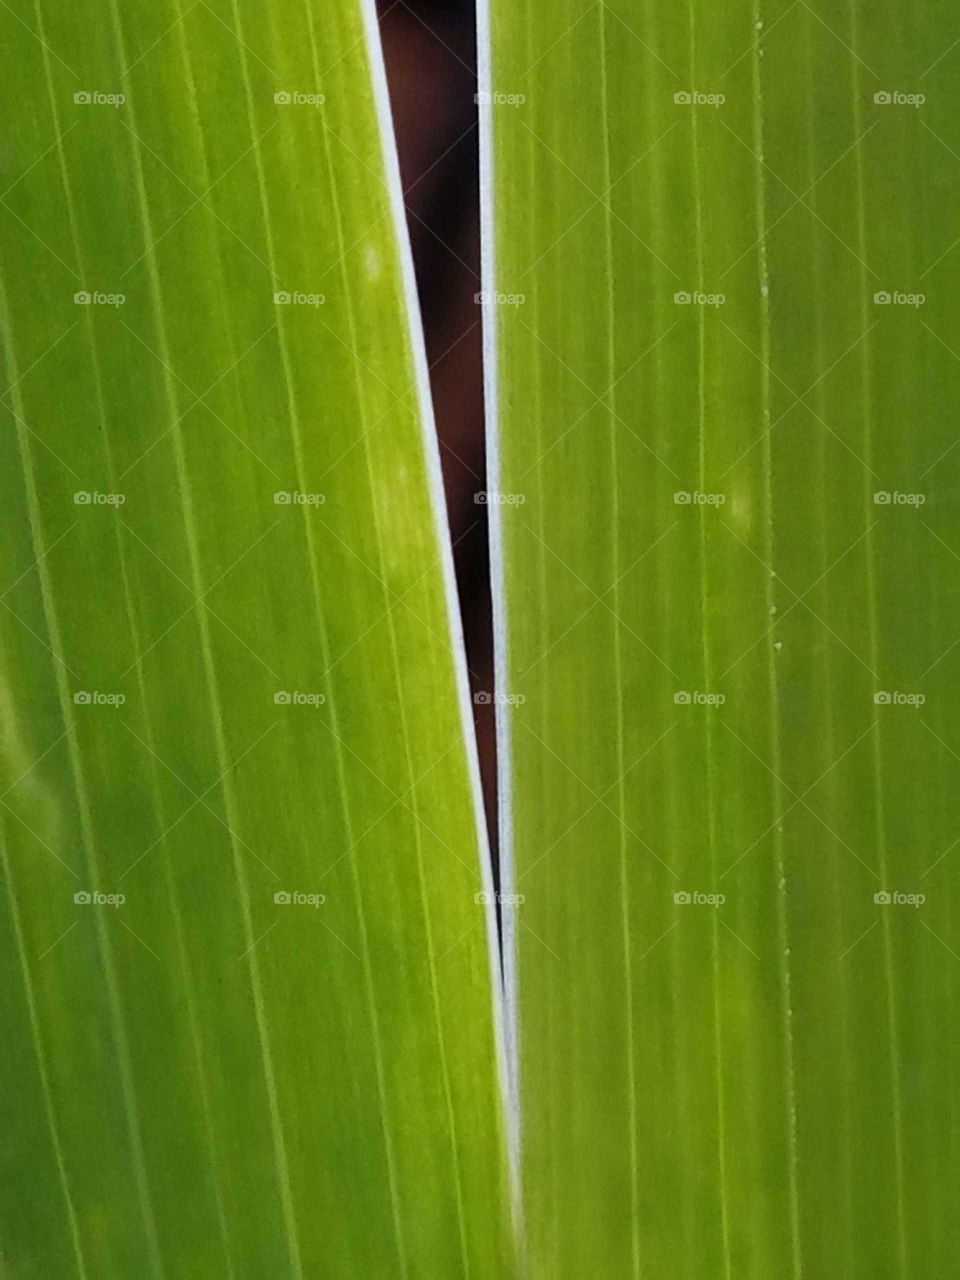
[0,2,510,1275]
[483,0,960,1274]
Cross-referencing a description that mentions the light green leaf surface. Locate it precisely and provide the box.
[483,0,960,1274]
[0,2,510,1275]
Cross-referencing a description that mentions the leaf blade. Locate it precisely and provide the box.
[484,0,960,1274]
[0,2,510,1275]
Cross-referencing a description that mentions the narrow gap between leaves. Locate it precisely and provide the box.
[375,0,522,1218]
[377,0,502,904]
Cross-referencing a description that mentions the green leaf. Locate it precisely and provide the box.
[0,1,510,1275]
[482,0,960,1274]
